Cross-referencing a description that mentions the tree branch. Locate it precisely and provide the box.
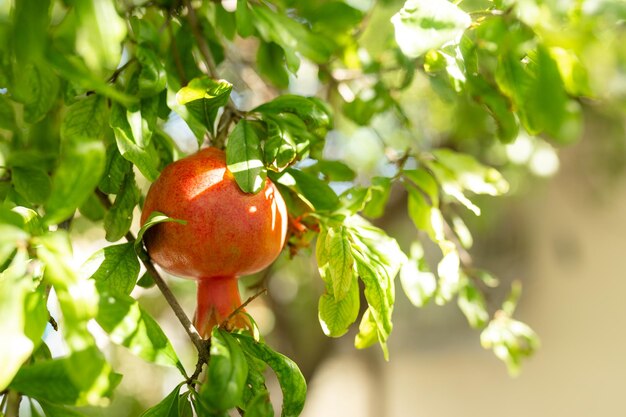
[95,190,209,359]
[182,0,218,79]
[5,391,21,417]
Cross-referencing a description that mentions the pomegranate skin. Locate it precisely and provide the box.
[140,147,288,279]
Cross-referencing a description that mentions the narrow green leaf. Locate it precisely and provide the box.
[391,0,471,58]
[199,328,248,412]
[104,172,140,242]
[78,193,106,222]
[362,177,392,218]
[327,227,354,300]
[11,166,51,205]
[139,383,182,417]
[45,95,107,224]
[235,334,306,417]
[135,211,187,253]
[286,168,339,212]
[110,102,160,181]
[176,76,232,135]
[11,0,50,63]
[236,0,255,37]
[97,292,185,373]
[83,242,140,296]
[257,42,289,89]
[226,120,267,193]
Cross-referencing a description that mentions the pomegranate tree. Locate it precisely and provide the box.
[140,147,288,337]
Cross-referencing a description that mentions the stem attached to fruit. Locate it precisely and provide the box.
[195,276,252,337]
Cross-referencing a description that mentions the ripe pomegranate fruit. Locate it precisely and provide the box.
[140,147,288,337]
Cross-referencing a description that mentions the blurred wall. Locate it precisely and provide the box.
[301,140,626,416]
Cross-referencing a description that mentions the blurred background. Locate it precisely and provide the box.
[36,0,626,416]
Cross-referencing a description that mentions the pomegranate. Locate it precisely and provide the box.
[140,147,288,337]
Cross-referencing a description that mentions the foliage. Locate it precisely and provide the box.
[0,0,624,415]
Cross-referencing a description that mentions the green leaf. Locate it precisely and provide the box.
[11,166,51,205]
[78,193,106,222]
[403,169,439,206]
[97,292,185,373]
[226,120,267,193]
[83,242,140,296]
[46,50,137,107]
[11,0,50,63]
[234,334,306,417]
[139,383,182,417]
[9,348,120,406]
[236,0,255,37]
[0,223,28,267]
[457,277,489,328]
[254,95,332,132]
[199,328,248,412]
[99,145,132,194]
[39,401,89,417]
[313,160,356,182]
[0,95,16,130]
[436,241,460,304]
[400,242,436,307]
[318,277,360,337]
[391,0,471,58]
[109,102,160,182]
[44,95,107,224]
[176,76,232,135]
[264,120,297,171]
[0,252,36,391]
[104,172,140,242]
[327,227,355,300]
[11,64,60,124]
[257,42,290,89]
[245,392,274,417]
[73,0,127,71]
[285,168,339,212]
[431,149,509,196]
[362,177,392,219]
[137,45,167,97]
[135,211,187,252]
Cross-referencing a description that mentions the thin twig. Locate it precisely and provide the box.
[5,391,20,417]
[182,0,218,78]
[95,190,209,358]
[48,314,58,331]
[168,21,188,86]
[219,288,268,329]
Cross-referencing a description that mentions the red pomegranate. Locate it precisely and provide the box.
[140,147,288,337]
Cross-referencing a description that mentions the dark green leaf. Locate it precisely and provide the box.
[104,172,140,242]
[12,166,51,205]
[0,95,16,130]
[11,0,50,63]
[137,270,156,288]
[254,95,332,132]
[235,334,306,417]
[99,145,132,194]
[84,242,140,296]
[199,328,248,412]
[245,392,274,417]
[137,46,167,97]
[97,292,185,373]
[11,63,60,124]
[257,42,289,89]
[44,95,107,224]
[236,0,255,37]
[78,193,106,222]
[109,102,160,182]
[286,168,339,212]
[139,383,182,417]
[176,76,232,136]
[226,120,267,193]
